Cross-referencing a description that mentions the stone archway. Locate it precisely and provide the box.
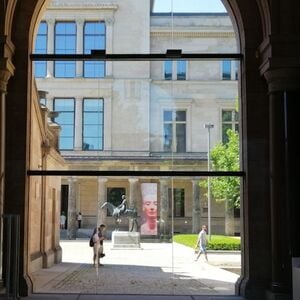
[4,1,296,299]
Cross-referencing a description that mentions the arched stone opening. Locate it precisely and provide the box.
[3,1,299,299]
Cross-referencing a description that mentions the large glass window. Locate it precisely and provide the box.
[222,109,239,143]
[84,22,106,78]
[34,22,47,78]
[54,22,76,78]
[53,98,75,150]
[163,110,186,152]
[82,98,104,150]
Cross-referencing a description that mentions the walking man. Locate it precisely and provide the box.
[195,224,208,262]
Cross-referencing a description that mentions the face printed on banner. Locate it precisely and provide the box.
[141,183,158,235]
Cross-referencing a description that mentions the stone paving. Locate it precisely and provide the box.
[30,240,241,296]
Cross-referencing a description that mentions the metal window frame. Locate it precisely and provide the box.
[29,50,244,178]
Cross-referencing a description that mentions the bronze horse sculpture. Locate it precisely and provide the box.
[101,201,138,232]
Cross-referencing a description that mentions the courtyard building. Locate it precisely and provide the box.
[1,0,299,299]
[34,0,240,237]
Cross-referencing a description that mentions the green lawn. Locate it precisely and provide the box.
[173,234,241,250]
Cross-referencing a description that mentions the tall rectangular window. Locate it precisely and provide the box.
[168,188,185,217]
[54,98,75,150]
[163,110,186,152]
[83,98,104,150]
[177,60,186,80]
[84,22,106,78]
[222,60,231,80]
[222,109,239,143]
[54,22,76,78]
[34,22,47,78]
[164,61,187,80]
[164,61,172,80]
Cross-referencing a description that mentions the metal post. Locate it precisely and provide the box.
[204,123,214,240]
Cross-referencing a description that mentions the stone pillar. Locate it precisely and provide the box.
[159,179,170,237]
[264,69,300,298]
[97,177,107,227]
[0,47,14,283]
[74,98,82,150]
[45,18,54,77]
[128,178,138,231]
[76,19,84,77]
[192,179,201,234]
[67,177,77,239]
[105,17,114,77]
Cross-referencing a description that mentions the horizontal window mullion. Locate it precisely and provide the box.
[31,52,242,61]
[27,170,244,177]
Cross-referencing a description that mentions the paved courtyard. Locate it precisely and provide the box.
[30,240,241,296]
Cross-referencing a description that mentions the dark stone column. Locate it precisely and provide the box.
[268,90,291,294]
[264,69,300,298]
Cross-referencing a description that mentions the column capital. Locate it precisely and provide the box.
[76,18,84,26]
[98,177,108,183]
[105,17,115,25]
[44,18,55,25]
[192,178,201,184]
[128,177,138,183]
[264,68,300,93]
[258,34,300,92]
[0,57,15,93]
[68,176,78,183]
[159,178,170,184]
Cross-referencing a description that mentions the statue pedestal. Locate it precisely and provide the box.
[111,231,141,249]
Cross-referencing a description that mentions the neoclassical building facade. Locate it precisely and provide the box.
[1,0,300,299]
[34,0,240,236]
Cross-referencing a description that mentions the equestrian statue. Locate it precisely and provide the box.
[101,195,138,232]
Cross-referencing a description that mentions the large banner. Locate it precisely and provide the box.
[140,183,158,235]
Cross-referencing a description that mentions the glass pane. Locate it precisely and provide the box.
[175,111,186,121]
[164,61,172,80]
[176,123,186,152]
[163,123,173,151]
[222,110,232,122]
[163,110,172,122]
[33,0,241,296]
[177,60,186,80]
[222,60,231,80]
[84,61,105,78]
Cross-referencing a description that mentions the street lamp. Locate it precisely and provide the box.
[204,123,214,240]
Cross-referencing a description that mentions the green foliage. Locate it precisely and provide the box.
[173,234,240,251]
[200,129,240,208]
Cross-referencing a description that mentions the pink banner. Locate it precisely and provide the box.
[140,183,158,235]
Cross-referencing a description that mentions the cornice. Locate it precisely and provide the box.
[48,0,118,11]
[258,34,300,91]
[150,31,235,38]
[258,34,300,75]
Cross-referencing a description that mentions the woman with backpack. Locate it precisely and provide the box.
[90,225,106,267]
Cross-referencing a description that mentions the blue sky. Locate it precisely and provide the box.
[153,0,226,13]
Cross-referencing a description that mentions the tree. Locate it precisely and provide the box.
[210,129,240,208]
[200,129,240,235]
